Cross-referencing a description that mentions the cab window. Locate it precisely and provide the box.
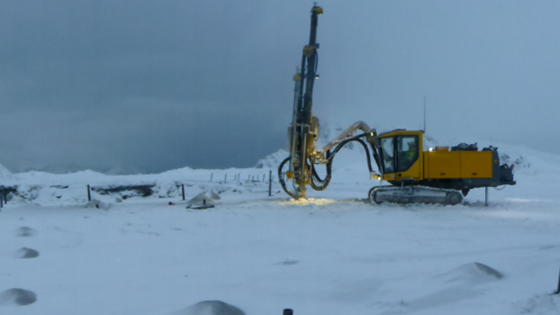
[380,137,394,173]
[396,136,418,172]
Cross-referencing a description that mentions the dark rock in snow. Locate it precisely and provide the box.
[15,247,39,259]
[91,184,155,197]
[0,289,37,306]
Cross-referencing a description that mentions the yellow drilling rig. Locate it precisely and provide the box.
[278,4,516,205]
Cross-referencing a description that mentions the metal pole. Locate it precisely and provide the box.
[485,186,488,207]
[182,184,185,201]
[87,185,91,201]
[423,95,426,133]
[556,265,560,294]
[269,170,272,196]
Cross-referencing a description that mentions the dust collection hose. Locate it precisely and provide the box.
[309,150,332,191]
[278,157,299,199]
[278,134,378,198]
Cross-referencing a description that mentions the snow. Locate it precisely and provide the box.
[0,162,12,179]
[0,139,559,314]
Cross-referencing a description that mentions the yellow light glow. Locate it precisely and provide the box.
[279,198,336,206]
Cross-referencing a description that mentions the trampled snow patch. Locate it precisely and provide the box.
[517,294,559,314]
[396,263,504,313]
[278,198,336,206]
[15,226,37,237]
[85,198,111,210]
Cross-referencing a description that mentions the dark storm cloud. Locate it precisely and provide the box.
[1,0,559,173]
[0,0,302,173]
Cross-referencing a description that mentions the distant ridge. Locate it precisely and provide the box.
[0,162,12,178]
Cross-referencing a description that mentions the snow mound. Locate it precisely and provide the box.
[170,300,245,315]
[404,263,504,311]
[0,289,37,306]
[186,193,218,209]
[14,247,39,259]
[437,262,503,284]
[85,199,111,210]
[209,191,221,200]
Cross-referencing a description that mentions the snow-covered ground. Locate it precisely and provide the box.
[1,137,559,315]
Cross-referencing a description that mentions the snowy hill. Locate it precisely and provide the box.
[0,123,542,205]
[0,162,11,179]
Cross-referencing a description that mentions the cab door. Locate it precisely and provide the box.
[395,135,420,179]
[380,135,421,182]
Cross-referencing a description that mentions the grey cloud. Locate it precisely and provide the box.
[1,0,559,173]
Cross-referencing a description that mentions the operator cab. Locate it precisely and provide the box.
[377,130,424,182]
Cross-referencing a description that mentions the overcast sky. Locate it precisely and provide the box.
[1,0,559,174]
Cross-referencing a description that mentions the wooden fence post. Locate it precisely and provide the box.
[268,170,272,196]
